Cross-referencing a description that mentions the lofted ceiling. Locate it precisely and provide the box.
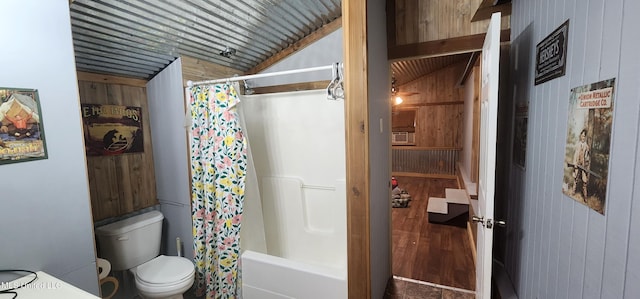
[69,0,342,80]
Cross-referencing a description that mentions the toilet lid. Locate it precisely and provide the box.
[136,255,195,285]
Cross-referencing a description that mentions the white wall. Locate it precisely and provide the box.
[0,0,98,294]
[507,0,640,298]
[247,29,343,87]
[146,58,195,259]
[368,0,392,298]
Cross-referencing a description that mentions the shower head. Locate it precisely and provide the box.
[220,46,236,58]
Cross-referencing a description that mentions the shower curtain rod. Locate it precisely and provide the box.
[186,64,338,87]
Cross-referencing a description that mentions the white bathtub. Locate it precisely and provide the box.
[241,250,346,299]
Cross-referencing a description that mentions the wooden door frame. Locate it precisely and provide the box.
[343,0,371,298]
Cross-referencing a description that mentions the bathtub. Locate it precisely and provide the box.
[242,250,346,299]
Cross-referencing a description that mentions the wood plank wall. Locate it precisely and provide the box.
[77,74,157,221]
[395,62,466,148]
[393,0,511,46]
[472,64,480,183]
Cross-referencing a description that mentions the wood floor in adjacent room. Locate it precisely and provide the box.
[391,176,476,292]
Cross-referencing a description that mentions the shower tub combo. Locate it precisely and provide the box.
[239,90,347,299]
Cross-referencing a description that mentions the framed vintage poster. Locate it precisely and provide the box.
[561,78,615,215]
[0,88,48,164]
[81,104,143,156]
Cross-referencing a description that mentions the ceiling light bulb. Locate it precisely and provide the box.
[394,96,403,105]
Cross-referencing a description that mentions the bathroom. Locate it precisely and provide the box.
[87,57,347,299]
[87,19,346,298]
[0,1,350,298]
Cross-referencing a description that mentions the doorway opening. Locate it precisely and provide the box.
[388,52,481,294]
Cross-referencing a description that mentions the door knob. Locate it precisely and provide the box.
[471,216,505,229]
[472,216,485,226]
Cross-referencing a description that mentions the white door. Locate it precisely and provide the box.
[475,12,501,299]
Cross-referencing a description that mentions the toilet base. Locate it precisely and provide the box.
[138,293,183,299]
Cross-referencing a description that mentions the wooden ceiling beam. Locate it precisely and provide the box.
[471,0,512,22]
[388,29,510,61]
[245,17,342,75]
[76,71,147,87]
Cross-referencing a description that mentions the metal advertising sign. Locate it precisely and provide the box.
[561,78,615,215]
[535,20,569,85]
[81,104,144,156]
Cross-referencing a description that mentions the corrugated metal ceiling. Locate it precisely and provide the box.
[69,0,342,80]
[69,0,472,84]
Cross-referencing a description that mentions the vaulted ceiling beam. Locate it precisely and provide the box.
[471,0,512,22]
[388,29,510,61]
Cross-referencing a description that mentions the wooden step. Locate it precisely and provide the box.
[445,188,469,205]
[427,191,470,228]
[427,197,448,214]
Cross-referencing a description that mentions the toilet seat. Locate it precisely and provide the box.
[136,255,195,284]
[134,255,195,297]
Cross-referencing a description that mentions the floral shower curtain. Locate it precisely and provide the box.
[189,83,246,299]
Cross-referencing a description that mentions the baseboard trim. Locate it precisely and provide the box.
[392,276,475,294]
[392,172,457,180]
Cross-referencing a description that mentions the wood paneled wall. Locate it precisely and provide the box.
[395,62,466,147]
[77,75,157,221]
[392,0,511,46]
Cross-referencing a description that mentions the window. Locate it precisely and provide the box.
[392,108,417,133]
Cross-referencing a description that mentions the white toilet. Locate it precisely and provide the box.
[95,210,195,299]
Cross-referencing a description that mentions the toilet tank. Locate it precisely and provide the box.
[95,210,164,271]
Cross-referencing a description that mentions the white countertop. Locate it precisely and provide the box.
[0,271,100,299]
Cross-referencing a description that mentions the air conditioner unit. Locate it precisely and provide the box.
[392,132,414,144]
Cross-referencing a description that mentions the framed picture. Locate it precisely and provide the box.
[0,88,48,164]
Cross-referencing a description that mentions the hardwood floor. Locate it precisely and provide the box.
[391,176,475,291]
